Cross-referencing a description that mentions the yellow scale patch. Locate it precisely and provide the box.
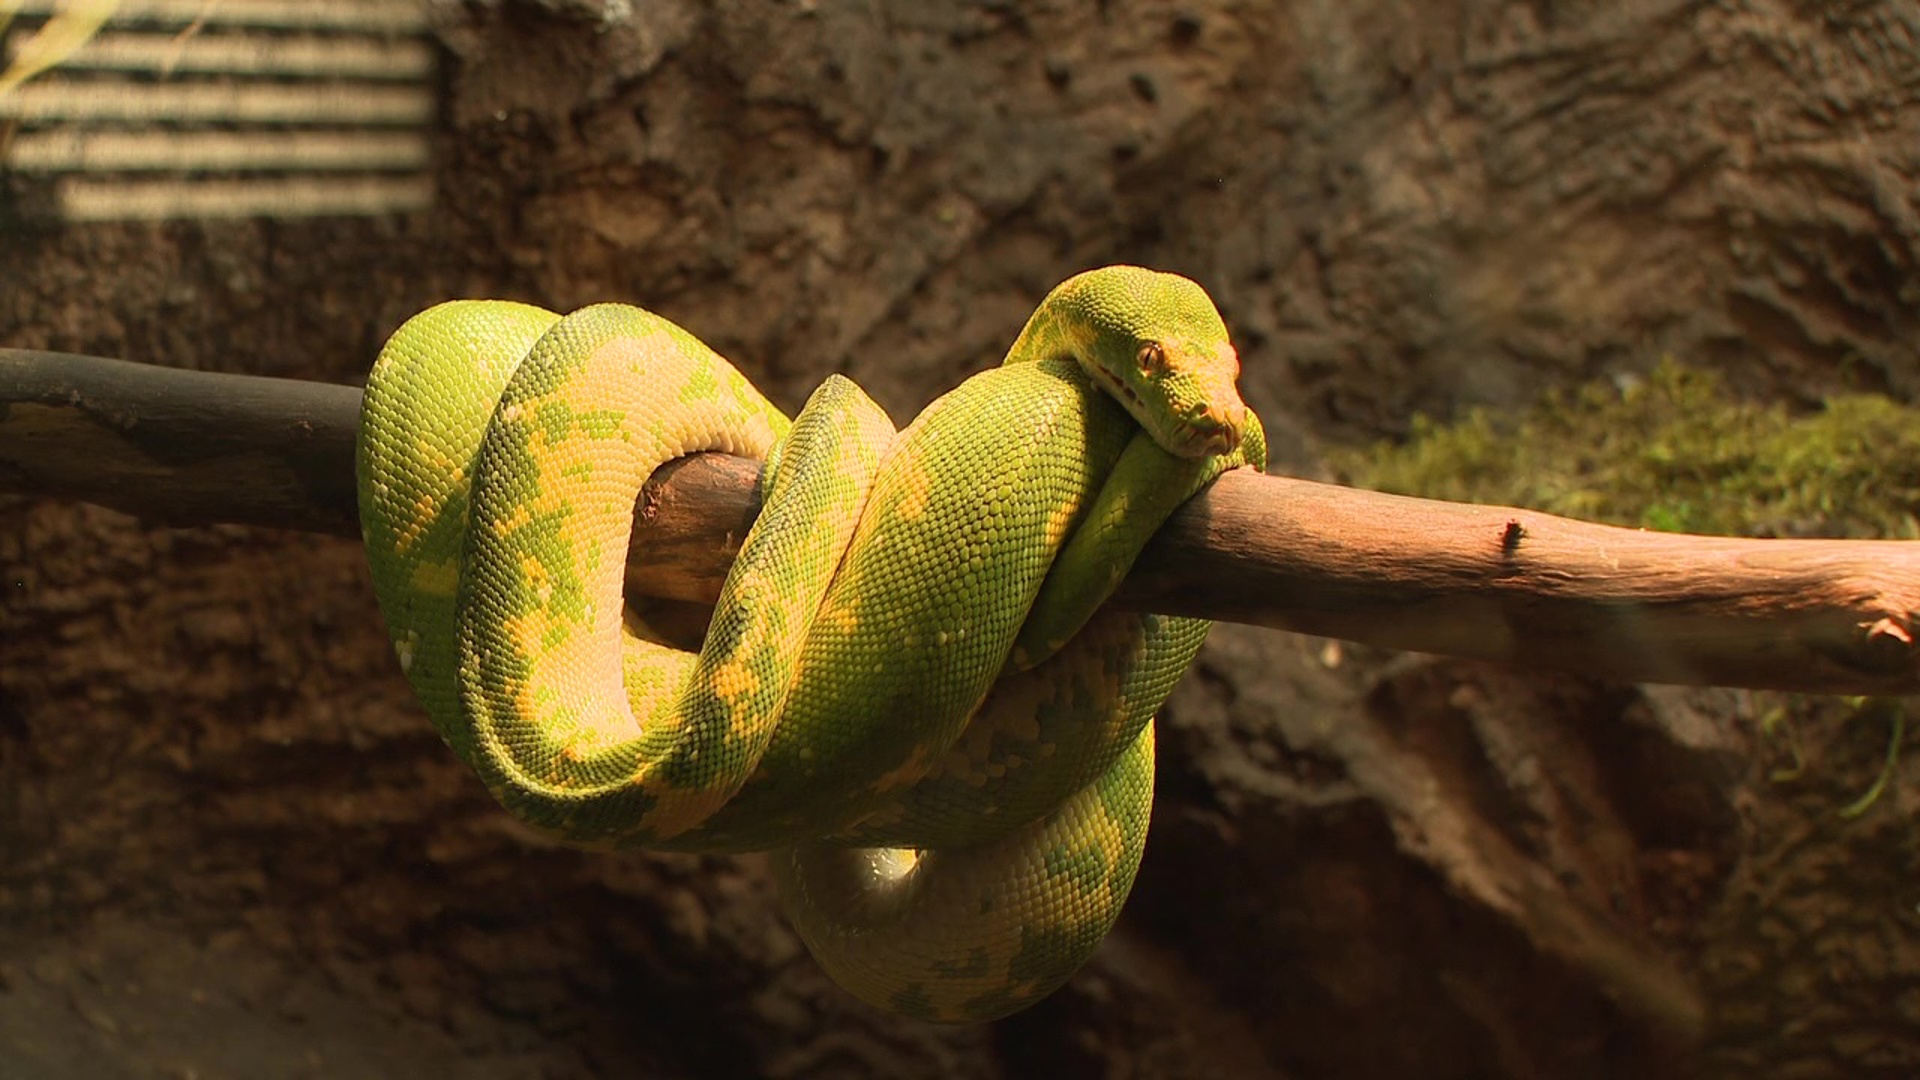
[707,647,764,710]
[408,558,459,597]
[888,452,935,522]
[637,766,740,841]
[814,594,862,636]
[390,435,464,555]
[866,741,936,794]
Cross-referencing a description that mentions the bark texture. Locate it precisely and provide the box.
[4,2,1918,1077]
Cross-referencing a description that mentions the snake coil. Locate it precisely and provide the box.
[357,265,1264,1021]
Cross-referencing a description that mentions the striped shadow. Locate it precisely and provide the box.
[1,0,435,221]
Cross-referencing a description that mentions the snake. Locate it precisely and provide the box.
[355,265,1266,1022]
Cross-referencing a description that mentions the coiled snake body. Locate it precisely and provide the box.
[357,265,1264,1021]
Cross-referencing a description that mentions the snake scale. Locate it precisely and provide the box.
[356,265,1266,1022]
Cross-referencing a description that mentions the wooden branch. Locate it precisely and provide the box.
[1,349,363,535]
[4,346,1916,695]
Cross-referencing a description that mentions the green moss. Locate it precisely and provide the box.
[1333,361,1920,539]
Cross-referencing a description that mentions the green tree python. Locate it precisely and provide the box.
[356,265,1266,1021]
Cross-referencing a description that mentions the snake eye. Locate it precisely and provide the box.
[1136,343,1167,377]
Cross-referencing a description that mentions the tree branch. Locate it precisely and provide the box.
[4,347,1916,695]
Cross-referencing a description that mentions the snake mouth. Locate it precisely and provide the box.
[1186,421,1241,457]
[1181,400,1245,456]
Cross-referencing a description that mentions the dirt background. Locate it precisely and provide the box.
[4,1,1920,1077]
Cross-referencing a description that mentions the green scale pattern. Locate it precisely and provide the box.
[356,266,1266,1021]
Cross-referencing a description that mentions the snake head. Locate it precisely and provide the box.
[1028,265,1249,459]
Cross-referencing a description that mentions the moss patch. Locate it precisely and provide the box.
[1332,362,1920,539]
